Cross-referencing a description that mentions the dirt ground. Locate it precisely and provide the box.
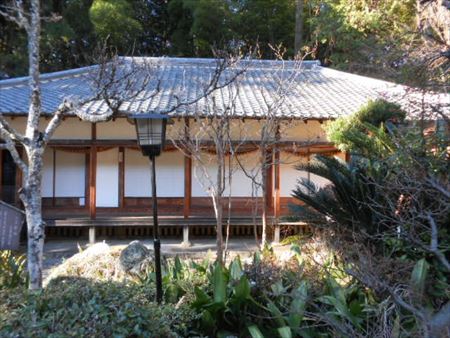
[41,237,278,279]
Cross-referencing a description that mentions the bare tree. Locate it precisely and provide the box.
[0,1,243,288]
[0,0,68,290]
[235,49,305,247]
[0,4,155,289]
[171,57,246,264]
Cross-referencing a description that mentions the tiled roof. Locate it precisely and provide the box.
[0,57,447,120]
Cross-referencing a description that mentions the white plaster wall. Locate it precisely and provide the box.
[5,117,329,143]
[52,118,91,139]
[280,153,309,197]
[167,119,328,143]
[192,153,218,197]
[41,149,54,197]
[55,150,85,197]
[155,151,184,197]
[168,119,266,142]
[192,153,260,197]
[96,148,119,207]
[166,119,185,141]
[283,120,327,142]
[97,118,136,140]
[227,153,262,197]
[309,172,331,191]
[124,149,184,197]
[5,117,91,139]
[280,152,336,197]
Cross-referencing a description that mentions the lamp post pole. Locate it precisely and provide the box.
[150,154,163,304]
[132,113,168,305]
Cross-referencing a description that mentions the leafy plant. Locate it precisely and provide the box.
[0,250,28,289]
[291,155,379,234]
[185,248,381,337]
[0,276,197,337]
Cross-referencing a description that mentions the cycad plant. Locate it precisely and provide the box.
[291,155,380,235]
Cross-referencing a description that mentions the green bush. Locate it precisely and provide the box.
[0,250,28,289]
[0,276,197,338]
[324,99,404,156]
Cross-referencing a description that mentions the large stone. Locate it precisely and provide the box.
[119,241,153,274]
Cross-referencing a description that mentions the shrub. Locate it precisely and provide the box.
[324,99,404,157]
[0,276,197,338]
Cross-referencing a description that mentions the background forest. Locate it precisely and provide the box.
[1,0,449,87]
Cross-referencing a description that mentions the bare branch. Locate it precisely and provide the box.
[0,114,27,144]
[427,213,450,271]
[43,100,75,144]
[0,130,27,175]
[426,177,450,199]
[0,1,30,30]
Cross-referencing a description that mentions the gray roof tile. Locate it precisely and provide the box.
[0,57,447,120]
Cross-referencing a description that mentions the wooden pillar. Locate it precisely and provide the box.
[307,150,311,183]
[85,153,90,209]
[345,151,351,163]
[272,135,281,243]
[274,147,281,219]
[89,226,96,245]
[265,149,274,212]
[52,148,56,207]
[89,124,97,220]
[182,118,192,246]
[183,118,192,219]
[184,155,192,218]
[118,147,125,208]
[181,225,190,247]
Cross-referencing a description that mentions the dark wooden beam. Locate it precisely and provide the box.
[48,139,338,153]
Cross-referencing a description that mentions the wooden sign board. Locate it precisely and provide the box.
[0,201,25,250]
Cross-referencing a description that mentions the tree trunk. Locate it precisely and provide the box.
[212,151,224,264]
[23,0,45,291]
[295,0,304,56]
[214,196,224,265]
[260,147,268,248]
[21,147,45,290]
[417,0,450,47]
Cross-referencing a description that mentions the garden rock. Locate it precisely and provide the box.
[119,241,153,274]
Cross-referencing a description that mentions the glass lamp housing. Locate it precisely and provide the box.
[132,113,168,157]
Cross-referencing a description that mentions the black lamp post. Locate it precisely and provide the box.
[132,113,168,304]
